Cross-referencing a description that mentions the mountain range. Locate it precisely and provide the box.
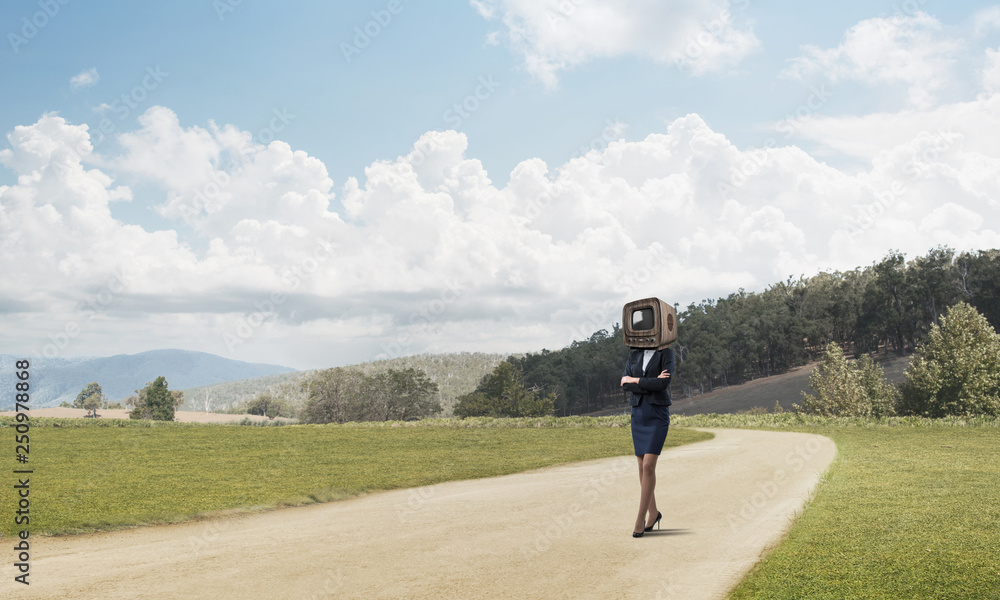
[0,350,296,409]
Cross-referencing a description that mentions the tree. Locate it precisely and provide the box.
[956,249,1000,331]
[796,343,897,417]
[854,354,898,418]
[300,366,441,424]
[146,377,174,421]
[245,392,292,419]
[908,246,959,329]
[859,251,916,353]
[677,301,733,393]
[301,368,367,424]
[82,393,103,418]
[367,368,441,422]
[125,392,141,414]
[898,303,1000,417]
[454,361,555,418]
[797,344,866,416]
[513,325,630,415]
[170,390,185,411]
[74,382,105,417]
[128,376,175,420]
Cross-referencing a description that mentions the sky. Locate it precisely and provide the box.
[2,0,1000,371]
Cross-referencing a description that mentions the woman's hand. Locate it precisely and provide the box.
[657,370,671,379]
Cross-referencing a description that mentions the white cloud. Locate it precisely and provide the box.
[983,46,1000,92]
[972,5,1000,37]
[69,68,99,90]
[469,0,496,19]
[471,0,758,87]
[113,106,341,242]
[783,12,962,109]
[2,105,998,368]
[783,91,1000,161]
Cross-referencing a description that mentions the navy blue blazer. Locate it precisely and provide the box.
[621,347,675,406]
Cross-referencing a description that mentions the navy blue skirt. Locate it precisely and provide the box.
[631,400,670,456]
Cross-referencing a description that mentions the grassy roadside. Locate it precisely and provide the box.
[0,416,710,536]
[673,414,1000,600]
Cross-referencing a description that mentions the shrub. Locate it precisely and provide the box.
[898,302,1000,417]
[796,343,897,417]
[855,354,898,418]
[454,361,555,418]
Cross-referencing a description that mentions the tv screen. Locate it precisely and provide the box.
[632,308,654,331]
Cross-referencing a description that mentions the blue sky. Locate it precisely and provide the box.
[4,0,961,189]
[3,0,1000,370]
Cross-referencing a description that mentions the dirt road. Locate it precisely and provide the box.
[4,429,835,600]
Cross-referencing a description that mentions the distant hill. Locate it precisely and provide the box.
[181,351,510,415]
[0,350,296,409]
[181,371,308,413]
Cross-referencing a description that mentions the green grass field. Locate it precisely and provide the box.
[1,416,709,536]
[675,414,1000,600]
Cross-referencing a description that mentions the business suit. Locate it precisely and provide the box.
[621,347,675,407]
[622,347,674,456]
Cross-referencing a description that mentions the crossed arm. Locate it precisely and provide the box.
[620,349,674,392]
[620,370,670,389]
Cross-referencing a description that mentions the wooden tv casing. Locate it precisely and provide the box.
[622,297,677,350]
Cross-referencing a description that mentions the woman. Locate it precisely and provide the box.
[620,345,675,537]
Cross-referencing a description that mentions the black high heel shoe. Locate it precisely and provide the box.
[644,511,662,532]
[632,530,644,538]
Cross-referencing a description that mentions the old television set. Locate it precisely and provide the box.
[622,297,677,349]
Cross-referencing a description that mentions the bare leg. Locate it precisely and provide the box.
[635,457,659,526]
[634,456,644,534]
[634,453,660,533]
[647,472,659,528]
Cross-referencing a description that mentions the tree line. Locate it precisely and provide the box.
[675,247,1000,395]
[508,246,1000,415]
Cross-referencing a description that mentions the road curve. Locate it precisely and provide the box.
[4,428,836,600]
